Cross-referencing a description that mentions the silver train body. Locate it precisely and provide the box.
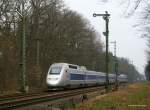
[46,63,127,88]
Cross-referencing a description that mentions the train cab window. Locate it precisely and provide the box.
[69,65,77,69]
[49,67,62,75]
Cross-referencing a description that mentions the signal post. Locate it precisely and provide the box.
[93,11,110,92]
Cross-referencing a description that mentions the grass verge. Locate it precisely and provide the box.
[74,82,150,110]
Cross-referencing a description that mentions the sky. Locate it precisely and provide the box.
[64,0,147,74]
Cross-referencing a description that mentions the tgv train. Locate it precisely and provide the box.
[46,63,127,89]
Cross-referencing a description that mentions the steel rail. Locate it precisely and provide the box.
[0,86,105,110]
[0,92,49,102]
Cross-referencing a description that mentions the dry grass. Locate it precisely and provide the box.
[73,82,150,110]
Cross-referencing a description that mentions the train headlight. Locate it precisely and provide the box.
[48,78,59,80]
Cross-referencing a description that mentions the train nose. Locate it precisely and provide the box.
[46,76,60,86]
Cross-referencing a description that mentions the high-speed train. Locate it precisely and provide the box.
[46,63,127,89]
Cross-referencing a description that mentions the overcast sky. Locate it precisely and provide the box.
[64,0,147,74]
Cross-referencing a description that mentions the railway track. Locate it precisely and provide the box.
[0,86,105,110]
[0,92,48,102]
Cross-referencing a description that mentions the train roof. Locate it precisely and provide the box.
[50,63,87,70]
[51,63,77,66]
[50,63,80,68]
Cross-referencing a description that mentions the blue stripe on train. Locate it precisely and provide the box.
[70,73,107,81]
[86,75,106,80]
[70,73,85,80]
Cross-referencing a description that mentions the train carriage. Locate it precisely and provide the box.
[85,71,106,86]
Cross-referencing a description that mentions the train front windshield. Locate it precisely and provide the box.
[49,67,62,75]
